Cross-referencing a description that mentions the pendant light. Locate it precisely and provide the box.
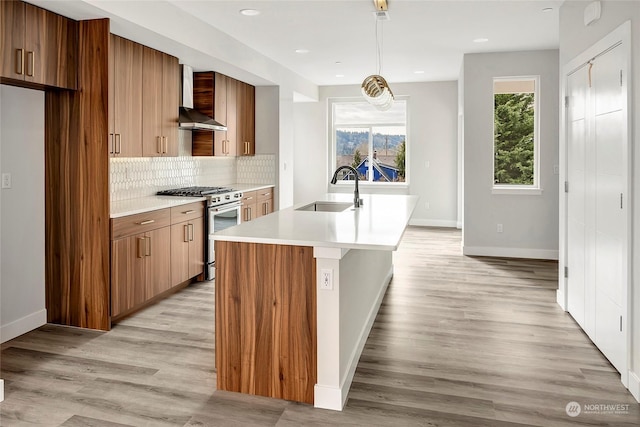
[361,0,394,111]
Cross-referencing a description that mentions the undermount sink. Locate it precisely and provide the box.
[295,201,353,212]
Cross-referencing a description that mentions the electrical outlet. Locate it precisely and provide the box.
[425,202,430,210]
[320,268,333,290]
[497,223,503,233]
[425,161,430,169]
[553,164,560,175]
[1,173,11,189]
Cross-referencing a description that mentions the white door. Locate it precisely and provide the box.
[591,45,626,373]
[565,42,628,375]
[566,65,588,331]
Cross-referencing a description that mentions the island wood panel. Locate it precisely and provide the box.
[44,18,110,331]
[215,241,316,404]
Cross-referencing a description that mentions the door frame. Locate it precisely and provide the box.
[558,21,632,386]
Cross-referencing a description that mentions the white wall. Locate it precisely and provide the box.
[559,0,640,400]
[0,85,47,343]
[293,82,459,227]
[255,86,280,209]
[462,50,560,259]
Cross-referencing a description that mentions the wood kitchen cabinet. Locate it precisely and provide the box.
[237,81,255,156]
[241,190,258,222]
[1,0,77,89]
[192,72,254,157]
[170,202,205,286]
[110,209,171,319]
[256,188,274,218]
[142,46,179,157]
[108,34,143,157]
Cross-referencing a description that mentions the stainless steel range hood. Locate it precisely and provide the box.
[179,65,227,131]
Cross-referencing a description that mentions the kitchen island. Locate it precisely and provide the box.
[213,193,418,410]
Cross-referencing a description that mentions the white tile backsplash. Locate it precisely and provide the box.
[109,131,275,201]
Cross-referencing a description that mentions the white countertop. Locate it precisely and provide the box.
[110,183,274,218]
[213,193,418,251]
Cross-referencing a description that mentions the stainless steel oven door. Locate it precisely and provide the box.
[207,201,241,280]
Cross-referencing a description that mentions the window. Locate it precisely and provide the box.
[493,77,540,192]
[331,99,407,184]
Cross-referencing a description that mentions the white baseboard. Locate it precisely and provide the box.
[629,371,640,403]
[0,309,46,344]
[556,289,566,311]
[463,246,558,260]
[456,221,462,229]
[0,379,4,402]
[314,266,393,411]
[409,219,458,228]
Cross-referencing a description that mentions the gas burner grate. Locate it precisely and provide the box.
[157,186,233,197]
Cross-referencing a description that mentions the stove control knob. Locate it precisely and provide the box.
[225,194,230,200]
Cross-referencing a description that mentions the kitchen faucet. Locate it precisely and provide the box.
[330,165,363,208]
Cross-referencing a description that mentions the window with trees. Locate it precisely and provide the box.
[493,77,539,190]
[331,99,407,184]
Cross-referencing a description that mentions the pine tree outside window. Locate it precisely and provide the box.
[493,77,540,193]
[330,99,408,185]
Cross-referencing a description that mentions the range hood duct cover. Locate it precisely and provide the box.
[179,64,227,131]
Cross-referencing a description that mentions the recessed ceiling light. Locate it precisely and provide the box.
[414,70,425,74]
[295,49,309,54]
[239,9,260,16]
[542,7,553,12]
[336,74,345,78]
[473,38,489,43]
[335,61,342,65]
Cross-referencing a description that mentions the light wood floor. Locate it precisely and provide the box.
[1,227,638,426]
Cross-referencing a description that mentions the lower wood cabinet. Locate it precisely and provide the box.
[256,188,274,218]
[241,190,258,222]
[170,202,204,286]
[111,225,171,318]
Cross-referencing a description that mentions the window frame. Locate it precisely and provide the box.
[491,75,542,195]
[328,97,409,189]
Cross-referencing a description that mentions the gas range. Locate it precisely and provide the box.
[156,186,243,208]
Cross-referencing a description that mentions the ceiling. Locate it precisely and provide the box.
[26,0,564,87]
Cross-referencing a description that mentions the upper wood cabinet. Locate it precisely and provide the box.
[142,46,179,157]
[192,72,254,157]
[1,0,78,89]
[237,81,255,156]
[108,34,143,157]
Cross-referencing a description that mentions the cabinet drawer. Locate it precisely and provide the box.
[111,208,171,239]
[257,187,273,202]
[170,202,205,224]
[241,190,257,204]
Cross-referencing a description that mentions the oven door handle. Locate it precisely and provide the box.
[211,202,242,213]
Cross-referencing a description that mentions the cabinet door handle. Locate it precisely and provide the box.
[263,202,267,215]
[184,224,189,242]
[146,236,151,256]
[156,136,162,154]
[137,237,146,258]
[26,51,34,77]
[182,210,195,215]
[248,207,252,221]
[138,219,155,225]
[163,136,168,154]
[116,134,121,154]
[15,49,24,75]
[261,192,271,197]
[109,133,114,154]
[189,223,194,241]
